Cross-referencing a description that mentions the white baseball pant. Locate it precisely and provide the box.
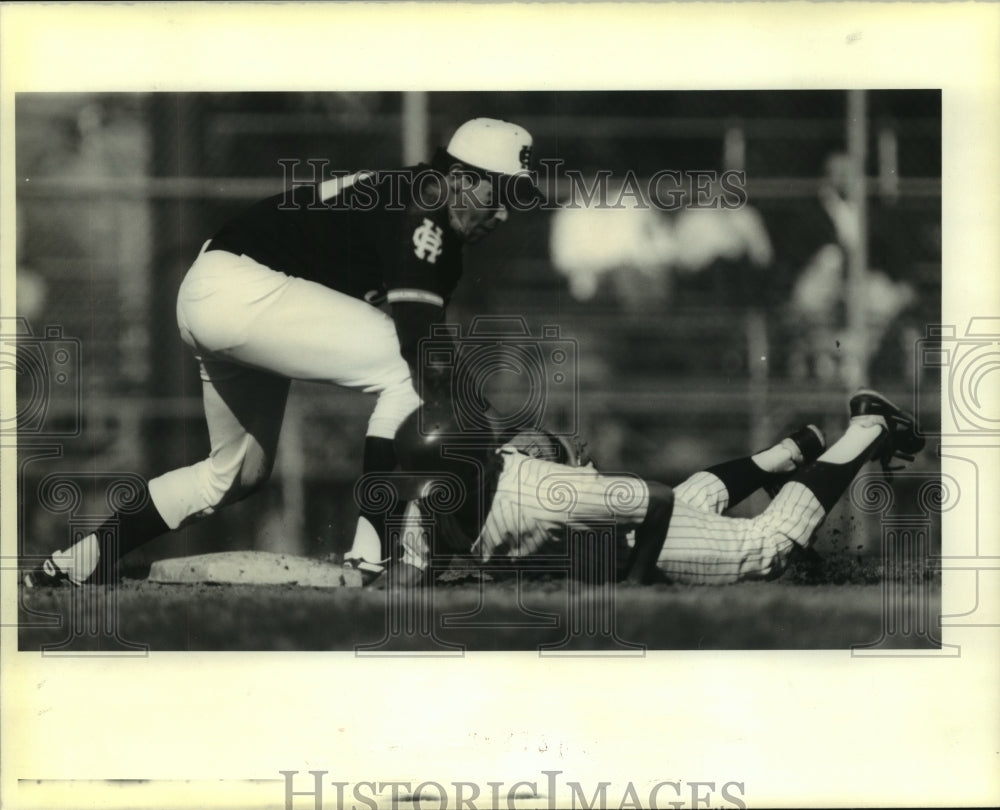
[147,246,420,531]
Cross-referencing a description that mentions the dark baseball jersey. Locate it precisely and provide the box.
[207,164,463,309]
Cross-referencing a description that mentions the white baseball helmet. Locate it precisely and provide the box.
[445,118,535,177]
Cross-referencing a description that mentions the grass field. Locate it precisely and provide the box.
[19,568,941,652]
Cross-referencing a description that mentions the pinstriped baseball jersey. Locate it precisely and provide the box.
[660,478,825,583]
[472,449,650,561]
[395,449,826,584]
[395,447,649,569]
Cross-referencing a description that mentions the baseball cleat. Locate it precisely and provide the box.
[763,424,826,497]
[22,557,80,588]
[849,389,925,471]
[343,557,386,587]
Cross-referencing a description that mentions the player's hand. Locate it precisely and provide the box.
[566,436,594,468]
[507,430,595,468]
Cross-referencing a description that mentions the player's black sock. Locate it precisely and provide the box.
[790,423,888,512]
[790,453,876,514]
[704,457,781,508]
[363,435,397,475]
[361,436,398,559]
[92,482,170,581]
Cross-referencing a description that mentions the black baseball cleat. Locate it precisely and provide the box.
[849,388,925,472]
[22,557,80,588]
[342,557,387,587]
[763,424,827,497]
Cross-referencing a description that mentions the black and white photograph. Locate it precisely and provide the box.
[13,88,944,653]
[1,4,997,810]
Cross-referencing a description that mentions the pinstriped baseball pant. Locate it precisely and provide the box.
[398,453,826,585]
[660,471,825,583]
[473,452,825,585]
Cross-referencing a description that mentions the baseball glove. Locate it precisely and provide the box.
[507,428,593,468]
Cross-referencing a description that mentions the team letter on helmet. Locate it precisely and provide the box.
[446,118,535,177]
[444,118,543,209]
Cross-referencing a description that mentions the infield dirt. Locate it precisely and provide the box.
[18,576,939,652]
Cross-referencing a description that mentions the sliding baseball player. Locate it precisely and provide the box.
[372,389,924,586]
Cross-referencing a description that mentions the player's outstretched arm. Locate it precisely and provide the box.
[623,482,674,585]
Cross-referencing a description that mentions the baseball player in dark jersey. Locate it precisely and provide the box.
[373,389,924,586]
[23,118,542,588]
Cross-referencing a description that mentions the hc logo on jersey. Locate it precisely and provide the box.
[413,218,444,265]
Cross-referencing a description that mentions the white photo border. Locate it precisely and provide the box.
[1,3,998,809]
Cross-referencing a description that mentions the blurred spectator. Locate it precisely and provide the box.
[15,269,48,321]
[671,206,773,276]
[16,216,47,321]
[548,185,774,310]
[549,195,675,308]
[784,152,917,384]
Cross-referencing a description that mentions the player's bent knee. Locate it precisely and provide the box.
[233,444,275,499]
[199,443,276,509]
[236,461,273,498]
[368,382,421,440]
[206,469,269,509]
[742,531,796,581]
